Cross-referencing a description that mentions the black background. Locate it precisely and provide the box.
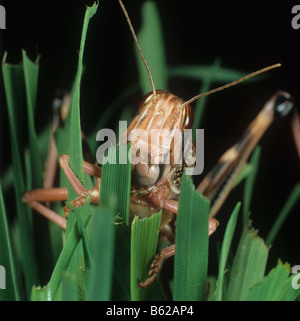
[0,0,299,278]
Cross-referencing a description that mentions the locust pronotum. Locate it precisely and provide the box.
[22,0,300,288]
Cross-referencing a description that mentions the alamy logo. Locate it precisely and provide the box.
[95,121,205,176]
[291,265,300,290]
[292,5,300,30]
[0,5,5,29]
[0,265,5,289]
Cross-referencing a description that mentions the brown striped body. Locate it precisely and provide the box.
[125,90,192,165]
[123,90,193,224]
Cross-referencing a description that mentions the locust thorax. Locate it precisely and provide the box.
[127,90,193,187]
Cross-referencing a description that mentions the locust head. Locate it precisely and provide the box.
[125,90,193,187]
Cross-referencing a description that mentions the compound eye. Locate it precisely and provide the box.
[274,92,294,117]
[133,164,160,186]
[183,104,194,129]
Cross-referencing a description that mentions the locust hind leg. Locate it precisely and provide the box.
[23,154,102,230]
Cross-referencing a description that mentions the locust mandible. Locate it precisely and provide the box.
[22,0,300,288]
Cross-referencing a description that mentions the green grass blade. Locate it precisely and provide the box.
[54,125,72,197]
[70,214,93,270]
[247,260,300,301]
[0,124,53,192]
[0,183,20,300]
[22,50,55,282]
[136,1,167,93]
[225,220,268,300]
[53,125,72,230]
[0,166,14,192]
[100,144,131,225]
[63,198,93,301]
[243,146,261,227]
[215,202,241,301]
[192,58,221,138]
[67,2,98,200]
[265,183,300,246]
[1,62,25,173]
[111,222,131,301]
[169,65,264,83]
[280,270,300,301]
[22,50,43,188]
[233,163,253,188]
[61,273,79,301]
[207,276,217,301]
[114,105,134,139]
[2,60,38,297]
[87,204,116,301]
[130,211,162,301]
[61,3,98,300]
[92,113,131,298]
[173,173,210,301]
[31,284,52,301]
[49,196,92,300]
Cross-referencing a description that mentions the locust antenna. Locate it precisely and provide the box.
[181,63,281,108]
[118,0,156,96]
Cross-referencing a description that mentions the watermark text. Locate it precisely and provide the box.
[0,265,5,289]
[291,265,300,290]
[96,121,204,176]
[292,5,300,30]
[0,5,5,29]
